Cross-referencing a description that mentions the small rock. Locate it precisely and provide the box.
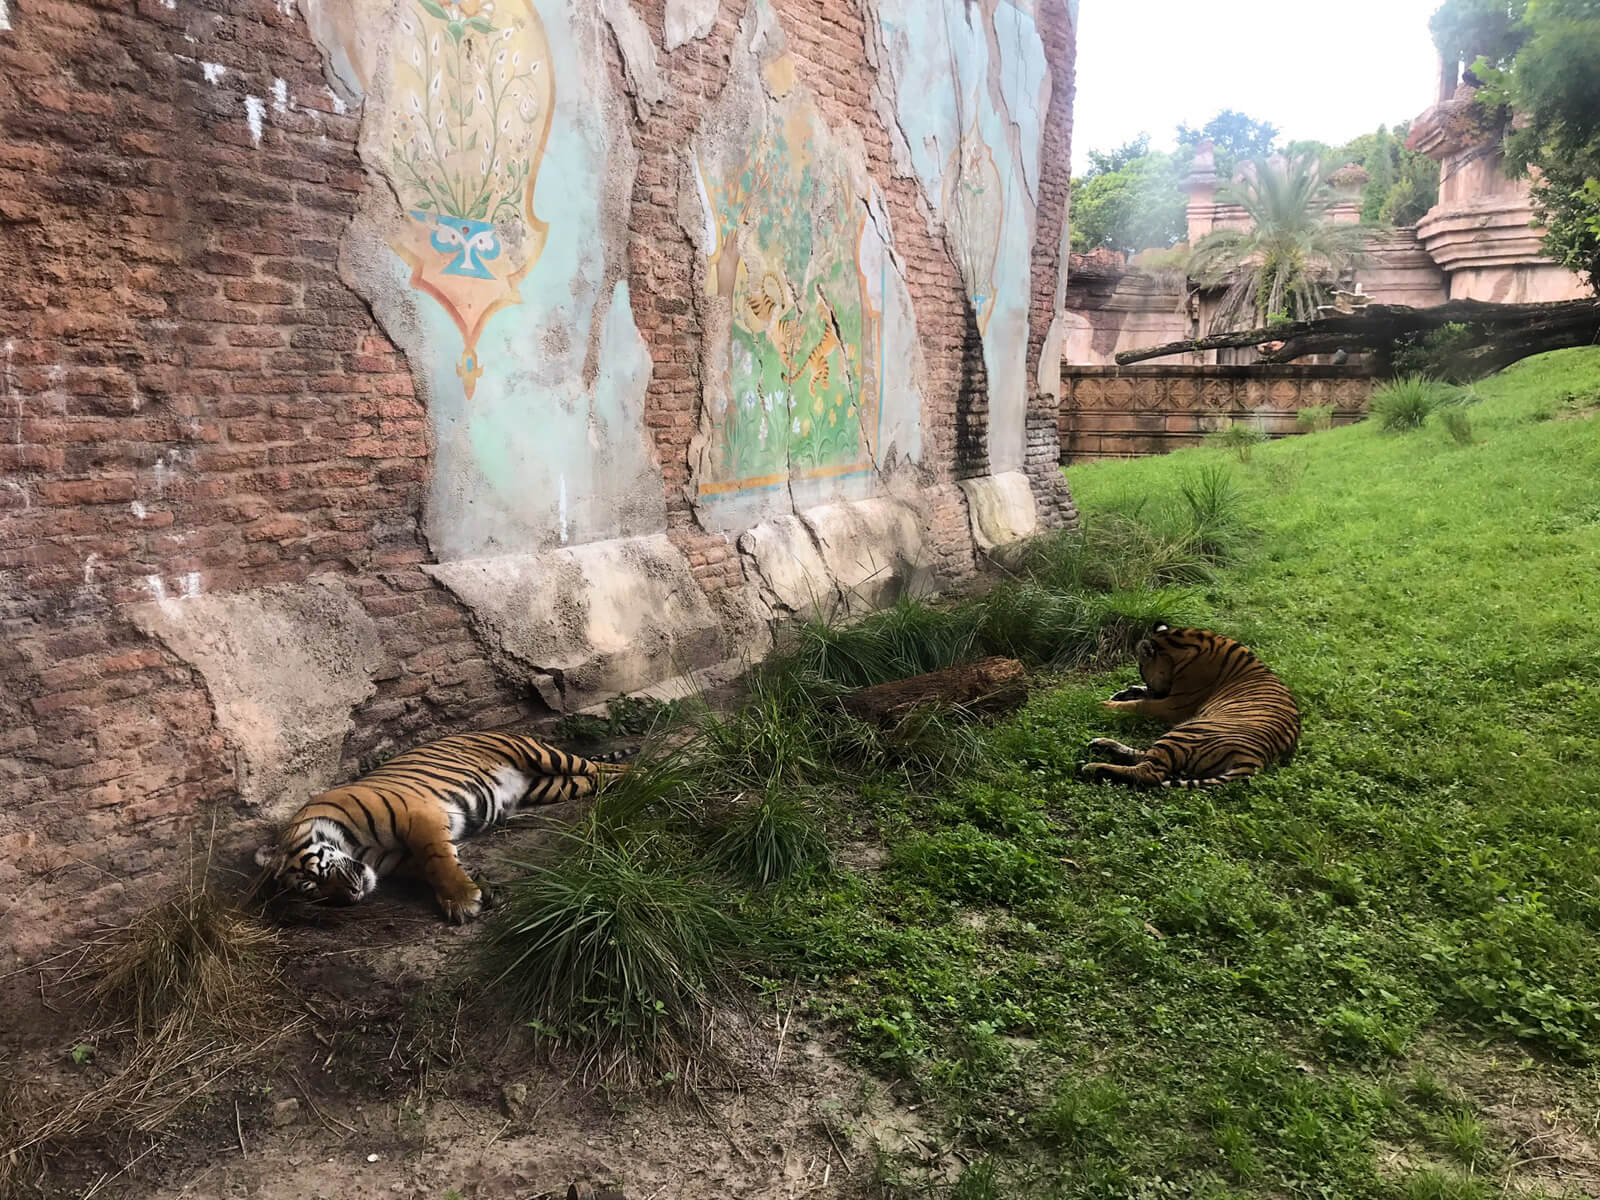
[270,1098,300,1128]
[500,1081,529,1118]
[367,1153,381,1163]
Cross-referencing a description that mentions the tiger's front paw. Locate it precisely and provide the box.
[438,886,486,925]
[1108,685,1149,702]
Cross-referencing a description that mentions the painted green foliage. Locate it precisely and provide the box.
[712,122,871,488]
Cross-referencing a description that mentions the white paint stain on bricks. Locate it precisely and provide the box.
[245,95,266,145]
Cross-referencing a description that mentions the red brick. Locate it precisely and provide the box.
[36,477,138,505]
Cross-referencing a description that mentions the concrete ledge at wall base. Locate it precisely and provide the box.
[737,514,843,621]
[423,534,728,714]
[957,472,1040,554]
[738,496,936,624]
[127,576,388,820]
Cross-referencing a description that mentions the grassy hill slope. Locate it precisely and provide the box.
[784,349,1600,1198]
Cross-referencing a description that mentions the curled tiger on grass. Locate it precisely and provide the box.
[253,732,631,923]
[1081,624,1300,789]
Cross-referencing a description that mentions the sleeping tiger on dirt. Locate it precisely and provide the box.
[1080,624,1300,789]
[253,732,630,923]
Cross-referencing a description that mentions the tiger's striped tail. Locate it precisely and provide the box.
[1162,768,1256,789]
[588,746,637,776]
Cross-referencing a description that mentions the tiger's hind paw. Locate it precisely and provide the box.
[1086,738,1141,764]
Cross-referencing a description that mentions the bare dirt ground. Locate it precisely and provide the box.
[1,811,901,1200]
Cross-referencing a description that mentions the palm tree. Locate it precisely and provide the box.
[1187,151,1368,331]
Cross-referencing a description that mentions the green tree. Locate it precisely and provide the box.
[1187,152,1369,330]
[1429,0,1529,72]
[1360,127,1396,224]
[1176,110,1280,179]
[1085,135,1153,179]
[1437,0,1600,289]
[1069,151,1187,255]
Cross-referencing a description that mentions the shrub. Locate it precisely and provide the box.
[1439,408,1474,445]
[482,831,748,1081]
[1296,405,1334,433]
[1392,321,1481,382]
[1369,375,1446,431]
[708,790,831,887]
[1206,420,1269,461]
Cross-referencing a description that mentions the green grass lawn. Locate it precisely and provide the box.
[773,350,1600,1198]
[492,350,1600,1198]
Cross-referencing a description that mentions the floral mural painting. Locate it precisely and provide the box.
[944,119,1005,336]
[385,0,555,397]
[696,101,879,501]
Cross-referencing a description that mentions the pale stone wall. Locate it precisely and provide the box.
[1407,84,1588,304]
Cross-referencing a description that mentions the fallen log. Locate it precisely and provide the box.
[842,656,1028,726]
[1113,297,1600,378]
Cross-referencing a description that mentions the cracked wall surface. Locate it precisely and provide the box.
[128,578,388,819]
[303,0,666,561]
[866,0,1049,476]
[683,0,927,536]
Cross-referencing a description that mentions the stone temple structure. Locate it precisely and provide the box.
[1062,62,1590,369]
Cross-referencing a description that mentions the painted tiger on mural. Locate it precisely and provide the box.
[253,732,630,923]
[1080,624,1300,789]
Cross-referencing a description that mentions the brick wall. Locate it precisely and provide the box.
[0,0,532,960]
[0,0,1076,961]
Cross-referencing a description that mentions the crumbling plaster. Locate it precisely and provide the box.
[865,0,1049,475]
[128,579,388,819]
[304,0,666,562]
[423,536,729,713]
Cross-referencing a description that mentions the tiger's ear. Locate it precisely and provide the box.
[1153,623,1171,634]
[253,844,284,871]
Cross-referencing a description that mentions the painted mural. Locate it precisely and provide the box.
[686,5,926,535]
[695,91,879,504]
[385,0,555,398]
[305,0,665,560]
[944,119,1005,336]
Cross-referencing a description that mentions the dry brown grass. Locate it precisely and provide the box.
[0,852,299,1197]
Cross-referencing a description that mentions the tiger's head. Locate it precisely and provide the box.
[253,835,378,906]
[1133,622,1207,696]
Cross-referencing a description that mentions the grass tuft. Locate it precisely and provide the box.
[1206,420,1270,461]
[1369,374,1450,431]
[1296,404,1334,433]
[708,790,832,888]
[481,831,749,1084]
[0,857,287,1196]
[1439,407,1474,446]
[87,886,277,1042]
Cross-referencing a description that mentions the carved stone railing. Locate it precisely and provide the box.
[1059,364,1377,462]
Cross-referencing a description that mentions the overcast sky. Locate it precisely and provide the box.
[1070,0,1445,172]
